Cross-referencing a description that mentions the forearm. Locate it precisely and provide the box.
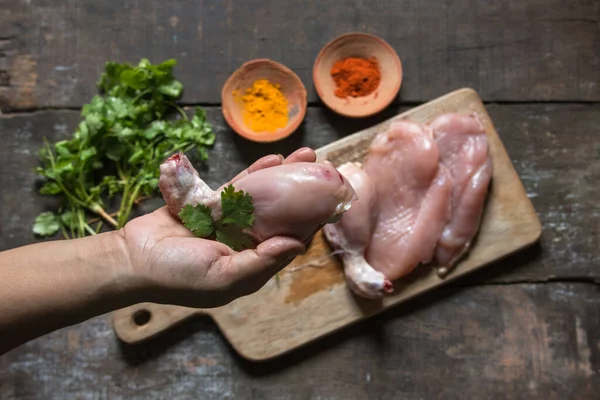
[0,231,141,354]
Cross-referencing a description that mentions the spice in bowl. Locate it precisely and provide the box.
[330,56,381,98]
[234,79,289,133]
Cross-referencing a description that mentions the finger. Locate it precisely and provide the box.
[247,154,285,174]
[218,236,305,292]
[226,154,284,186]
[284,147,316,164]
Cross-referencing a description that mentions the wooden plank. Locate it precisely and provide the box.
[1,0,598,110]
[1,283,599,399]
[1,104,597,282]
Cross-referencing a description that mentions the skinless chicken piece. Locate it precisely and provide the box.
[323,162,393,299]
[429,113,493,276]
[364,120,453,281]
[158,153,358,244]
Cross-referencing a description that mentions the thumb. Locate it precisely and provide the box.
[223,236,305,290]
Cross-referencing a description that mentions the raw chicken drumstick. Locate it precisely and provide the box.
[158,152,358,245]
[430,113,493,276]
[323,162,393,299]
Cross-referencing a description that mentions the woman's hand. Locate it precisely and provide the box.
[118,148,317,308]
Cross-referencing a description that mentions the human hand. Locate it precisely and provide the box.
[118,148,317,308]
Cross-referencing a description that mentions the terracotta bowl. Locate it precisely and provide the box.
[313,32,403,118]
[221,59,307,143]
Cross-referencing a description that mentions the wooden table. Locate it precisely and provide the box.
[1,1,598,398]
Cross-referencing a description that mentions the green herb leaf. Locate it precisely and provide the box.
[157,58,177,71]
[106,96,129,119]
[39,182,62,195]
[121,68,147,90]
[158,80,183,97]
[60,211,78,229]
[33,212,61,236]
[80,146,98,161]
[178,185,255,251]
[220,184,254,229]
[144,120,166,139]
[179,204,215,238]
[85,112,103,134]
[191,108,216,145]
[54,160,74,174]
[197,146,209,161]
[216,225,254,251]
[54,140,72,157]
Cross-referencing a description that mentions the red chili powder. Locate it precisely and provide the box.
[330,56,381,98]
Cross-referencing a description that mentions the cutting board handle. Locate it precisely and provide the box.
[112,302,202,344]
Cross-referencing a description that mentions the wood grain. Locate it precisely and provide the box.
[112,89,542,360]
[1,0,598,110]
[2,283,599,399]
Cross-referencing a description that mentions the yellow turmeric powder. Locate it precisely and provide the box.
[235,79,289,133]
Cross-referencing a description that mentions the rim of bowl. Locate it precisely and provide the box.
[312,32,403,118]
[221,58,308,143]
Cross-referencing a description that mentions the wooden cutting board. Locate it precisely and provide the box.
[112,88,542,361]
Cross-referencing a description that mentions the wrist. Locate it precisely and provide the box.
[97,230,149,308]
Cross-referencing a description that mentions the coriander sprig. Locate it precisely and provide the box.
[33,58,215,239]
[178,184,256,251]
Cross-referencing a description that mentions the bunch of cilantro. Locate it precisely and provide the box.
[34,58,215,239]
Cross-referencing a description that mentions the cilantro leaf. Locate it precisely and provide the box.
[60,211,78,229]
[33,212,61,236]
[216,225,254,252]
[158,79,183,97]
[191,108,216,145]
[39,182,62,195]
[80,146,97,161]
[220,184,254,229]
[179,204,215,238]
[178,185,255,251]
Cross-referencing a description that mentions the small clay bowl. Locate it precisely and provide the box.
[313,32,403,118]
[221,59,307,143]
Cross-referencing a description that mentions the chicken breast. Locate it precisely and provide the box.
[364,120,453,280]
[158,152,358,244]
[323,162,393,299]
[430,113,493,276]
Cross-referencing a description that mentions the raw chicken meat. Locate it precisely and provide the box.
[323,162,393,299]
[364,120,453,281]
[158,152,358,245]
[429,113,493,276]
[321,113,493,299]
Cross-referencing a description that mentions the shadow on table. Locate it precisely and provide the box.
[228,121,310,164]
[318,104,403,139]
[116,241,542,371]
[227,103,407,164]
